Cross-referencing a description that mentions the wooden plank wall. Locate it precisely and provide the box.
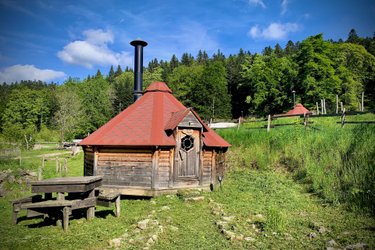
[156,149,171,188]
[96,149,152,187]
[202,150,213,185]
[216,150,226,178]
[84,152,94,176]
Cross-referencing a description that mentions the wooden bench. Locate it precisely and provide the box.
[12,194,43,225]
[13,197,97,231]
[96,192,121,217]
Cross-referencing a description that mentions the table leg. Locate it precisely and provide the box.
[115,196,121,217]
[63,207,71,232]
[56,192,65,226]
[87,189,95,220]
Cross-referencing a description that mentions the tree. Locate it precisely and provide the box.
[192,61,231,119]
[197,50,209,65]
[148,58,159,72]
[274,43,284,58]
[115,65,123,77]
[226,49,249,118]
[285,40,297,56]
[212,49,226,63]
[296,34,341,110]
[167,64,204,107]
[95,69,103,78]
[54,87,83,144]
[112,71,134,113]
[76,76,113,136]
[347,29,360,44]
[108,65,115,83]
[335,43,375,110]
[170,54,179,71]
[1,87,47,149]
[241,53,297,115]
[181,53,194,66]
[143,66,163,89]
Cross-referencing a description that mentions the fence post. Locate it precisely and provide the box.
[304,113,309,128]
[316,102,320,115]
[38,166,43,180]
[361,92,364,112]
[341,108,346,128]
[64,158,68,174]
[237,116,241,131]
[56,157,59,173]
[267,115,271,132]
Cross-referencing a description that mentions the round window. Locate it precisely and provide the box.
[181,135,194,151]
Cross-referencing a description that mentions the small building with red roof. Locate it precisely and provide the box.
[80,82,230,196]
[286,103,311,116]
[273,103,312,118]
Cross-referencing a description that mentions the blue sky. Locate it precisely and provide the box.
[0,0,374,83]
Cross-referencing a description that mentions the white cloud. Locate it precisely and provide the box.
[281,0,289,15]
[249,0,266,8]
[0,64,65,83]
[248,22,299,40]
[57,29,131,68]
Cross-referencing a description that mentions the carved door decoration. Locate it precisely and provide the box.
[175,129,200,178]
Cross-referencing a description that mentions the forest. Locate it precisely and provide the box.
[0,30,374,147]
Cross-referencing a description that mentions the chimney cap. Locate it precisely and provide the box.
[130,39,148,47]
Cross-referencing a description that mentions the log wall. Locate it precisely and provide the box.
[155,149,171,188]
[84,152,94,176]
[96,149,152,187]
[202,150,213,185]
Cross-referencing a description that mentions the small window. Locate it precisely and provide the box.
[181,135,194,151]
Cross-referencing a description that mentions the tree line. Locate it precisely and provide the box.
[0,29,374,148]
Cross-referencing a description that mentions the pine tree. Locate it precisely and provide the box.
[213,49,226,62]
[170,54,179,71]
[181,53,194,66]
[274,43,284,58]
[115,65,123,77]
[95,69,103,78]
[347,28,360,44]
[108,65,115,83]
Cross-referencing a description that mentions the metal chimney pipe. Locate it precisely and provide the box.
[130,39,148,102]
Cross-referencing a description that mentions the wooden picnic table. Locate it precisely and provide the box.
[13,176,103,231]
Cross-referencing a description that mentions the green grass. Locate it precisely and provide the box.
[218,114,375,214]
[0,114,374,249]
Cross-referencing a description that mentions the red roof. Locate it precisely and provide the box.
[80,82,230,148]
[286,104,310,115]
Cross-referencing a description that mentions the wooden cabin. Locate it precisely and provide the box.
[80,82,230,196]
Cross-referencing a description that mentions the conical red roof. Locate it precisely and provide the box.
[286,103,310,115]
[80,82,230,148]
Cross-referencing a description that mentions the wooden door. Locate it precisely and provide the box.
[175,129,200,179]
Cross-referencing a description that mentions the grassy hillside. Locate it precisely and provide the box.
[219,113,375,214]
[0,114,374,249]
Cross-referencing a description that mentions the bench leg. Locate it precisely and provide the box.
[115,196,120,217]
[63,207,71,232]
[12,210,18,225]
[87,206,95,220]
